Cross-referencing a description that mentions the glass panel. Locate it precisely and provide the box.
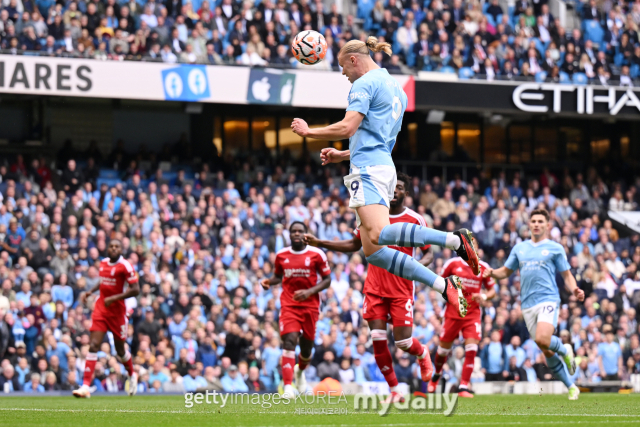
[560,127,583,162]
[457,123,480,161]
[213,116,222,155]
[252,117,276,151]
[621,136,630,158]
[483,125,506,163]
[223,118,249,153]
[509,125,531,164]
[533,128,558,161]
[407,122,418,158]
[591,139,610,159]
[440,121,455,157]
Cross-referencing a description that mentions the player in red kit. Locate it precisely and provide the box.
[427,239,496,398]
[73,239,140,398]
[261,221,332,398]
[305,173,438,403]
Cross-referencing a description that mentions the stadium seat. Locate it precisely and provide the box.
[535,71,547,82]
[459,67,474,79]
[631,64,640,78]
[99,169,120,179]
[572,73,588,85]
[584,20,604,47]
[614,52,624,67]
[440,66,456,74]
[559,71,571,83]
[96,178,122,189]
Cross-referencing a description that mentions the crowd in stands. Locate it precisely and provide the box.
[0,0,638,83]
[0,142,639,394]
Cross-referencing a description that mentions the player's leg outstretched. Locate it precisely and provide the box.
[378,224,480,275]
[359,205,468,317]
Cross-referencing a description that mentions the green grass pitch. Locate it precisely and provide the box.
[0,393,639,427]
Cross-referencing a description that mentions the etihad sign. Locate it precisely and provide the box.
[512,83,640,115]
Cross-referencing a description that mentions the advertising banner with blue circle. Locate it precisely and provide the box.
[162,65,210,102]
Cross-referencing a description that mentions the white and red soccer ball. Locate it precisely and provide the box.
[291,30,328,65]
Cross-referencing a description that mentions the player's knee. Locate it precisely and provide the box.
[394,337,412,350]
[535,337,551,349]
[369,228,382,246]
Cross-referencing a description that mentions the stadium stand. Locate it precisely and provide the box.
[0,0,637,84]
[0,145,638,394]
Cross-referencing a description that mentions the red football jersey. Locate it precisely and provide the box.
[442,257,495,320]
[96,256,138,315]
[355,208,431,299]
[274,246,331,310]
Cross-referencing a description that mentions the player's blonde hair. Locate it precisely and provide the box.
[339,36,392,58]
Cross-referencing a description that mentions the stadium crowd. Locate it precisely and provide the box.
[0,144,639,394]
[0,0,638,83]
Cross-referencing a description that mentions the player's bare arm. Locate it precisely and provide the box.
[293,275,331,302]
[291,110,364,140]
[483,266,513,280]
[103,281,140,307]
[472,284,497,304]
[319,148,351,166]
[304,233,363,252]
[80,283,102,305]
[560,270,585,301]
[419,247,434,267]
[260,274,282,291]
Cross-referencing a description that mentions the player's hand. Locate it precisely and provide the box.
[319,148,344,166]
[471,293,483,304]
[293,289,312,301]
[80,292,88,306]
[304,233,319,247]
[482,267,493,279]
[260,278,271,291]
[291,118,310,137]
[103,296,115,307]
[573,287,585,302]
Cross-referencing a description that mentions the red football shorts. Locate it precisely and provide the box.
[279,307,319,340]
[363,293,414,327]
[90,308,129,341]
[440,315,482,343]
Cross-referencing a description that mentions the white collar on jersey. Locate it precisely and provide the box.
[388,208,408,218]
[107,255,123,266]
[289,247,309,255]
[528,238,549,247]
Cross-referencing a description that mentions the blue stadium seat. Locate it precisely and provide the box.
[96,178,122,189]
[459,67,474,79]
[559,71,571,84]
[631,64,640,78]
[573,72,588,85]
[614,52,624,67]
[486,14,496,27]
[584,20,604,47]
[440,66,456,74]
[99,169,120,179]
[535,71,547,82]
[496,13,503,24]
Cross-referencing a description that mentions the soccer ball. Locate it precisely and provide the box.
[291,30,328,65]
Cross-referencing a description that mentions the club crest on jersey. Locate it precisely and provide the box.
[305,257,311,267]
[111,267,116,276]
[541,250,549,256]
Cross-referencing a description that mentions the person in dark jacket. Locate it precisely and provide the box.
[0,365,22,392]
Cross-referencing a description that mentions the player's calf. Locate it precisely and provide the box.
[371,329,400,392]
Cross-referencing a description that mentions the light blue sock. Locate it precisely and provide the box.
[379,223,448,248]
[549,336,567,356]
[546,354,573,388]
[366,247,443,291]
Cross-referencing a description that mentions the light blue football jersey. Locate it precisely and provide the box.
[346,68,407,168]
[504,239,570,309]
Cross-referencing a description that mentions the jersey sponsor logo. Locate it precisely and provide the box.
[349,91,370,101]
[284,268,311,278]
